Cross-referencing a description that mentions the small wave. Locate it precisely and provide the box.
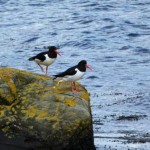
[82,31,91,34]
[127,33,140,37]
[132,2,150,6]
[119,46,132,50]
[47,32,57,36]
[94,85,102,88]
[15,50,24,53]
[28,3,46,7]
[102,25,115,30]
[124,20,134,25]
[79,19,93,24]
[0,23,18,27]
[70,53,79,57]
[102,56,116,62]
[0,0,9,5]
[82,2,99,7]
[87,76,99,79]
[24,37,39,43]
[132,24,150,30]
[116,115,147,121]
[102,18,114,22]
[135,47,150,54]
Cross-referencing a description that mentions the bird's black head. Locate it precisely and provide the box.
[48,46,61,57]
[77,60,92,72]
[48,46,57,51]
[77,60,87,72]
[78,60,87,66]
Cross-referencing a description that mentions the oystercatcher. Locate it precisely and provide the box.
[53,60,92,92]
[28,46,61,76]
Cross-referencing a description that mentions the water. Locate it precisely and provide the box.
[0,0,150,149]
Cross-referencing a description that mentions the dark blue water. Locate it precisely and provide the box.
[1,0,150,149]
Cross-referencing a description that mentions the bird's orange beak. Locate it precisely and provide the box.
[86,64,92,71]
[55,50,61,56]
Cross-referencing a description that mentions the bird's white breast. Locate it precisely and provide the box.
[35,54,56,66]
[63,68,85,81]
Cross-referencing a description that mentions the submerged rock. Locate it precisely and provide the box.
[0,67,95,150]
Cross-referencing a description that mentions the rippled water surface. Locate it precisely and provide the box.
[1,0,150,149]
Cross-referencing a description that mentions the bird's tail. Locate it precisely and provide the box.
[52,75,57,80]
[52,75,63,80]
[28,56,35,61]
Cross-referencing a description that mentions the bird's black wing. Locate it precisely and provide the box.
[29,52,47,61]
[54,66,77,78]
[34,52,47,61]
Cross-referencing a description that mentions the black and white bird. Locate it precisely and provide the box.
[28,46,61,76]
[53,60,92,92]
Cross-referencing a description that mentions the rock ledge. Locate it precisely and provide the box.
[0,67,95,150]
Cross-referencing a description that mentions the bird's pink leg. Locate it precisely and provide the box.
[38,64,45,73]
[71,82,77,92]
[46,66,48,76]
[71,82,80,92]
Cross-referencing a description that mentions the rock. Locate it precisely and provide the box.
[0,67,95,150]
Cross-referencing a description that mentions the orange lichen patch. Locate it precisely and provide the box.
[45,116,58,121]
[21,105,37,118]
[38,115,58,123]
[36,111,48,120]
[80,92,90,101]
[21,109,37,118]
[65,99,76,107]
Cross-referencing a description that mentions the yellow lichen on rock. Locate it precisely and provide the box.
[21,108,37,118]
[36,111,48,120]
[0,67,95,150]
[0,108,5,117]
[0,68,17,104]
[21,104,37,118]
[44,115,60,129]
[65,99,76,107]
[81,92,90,101]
